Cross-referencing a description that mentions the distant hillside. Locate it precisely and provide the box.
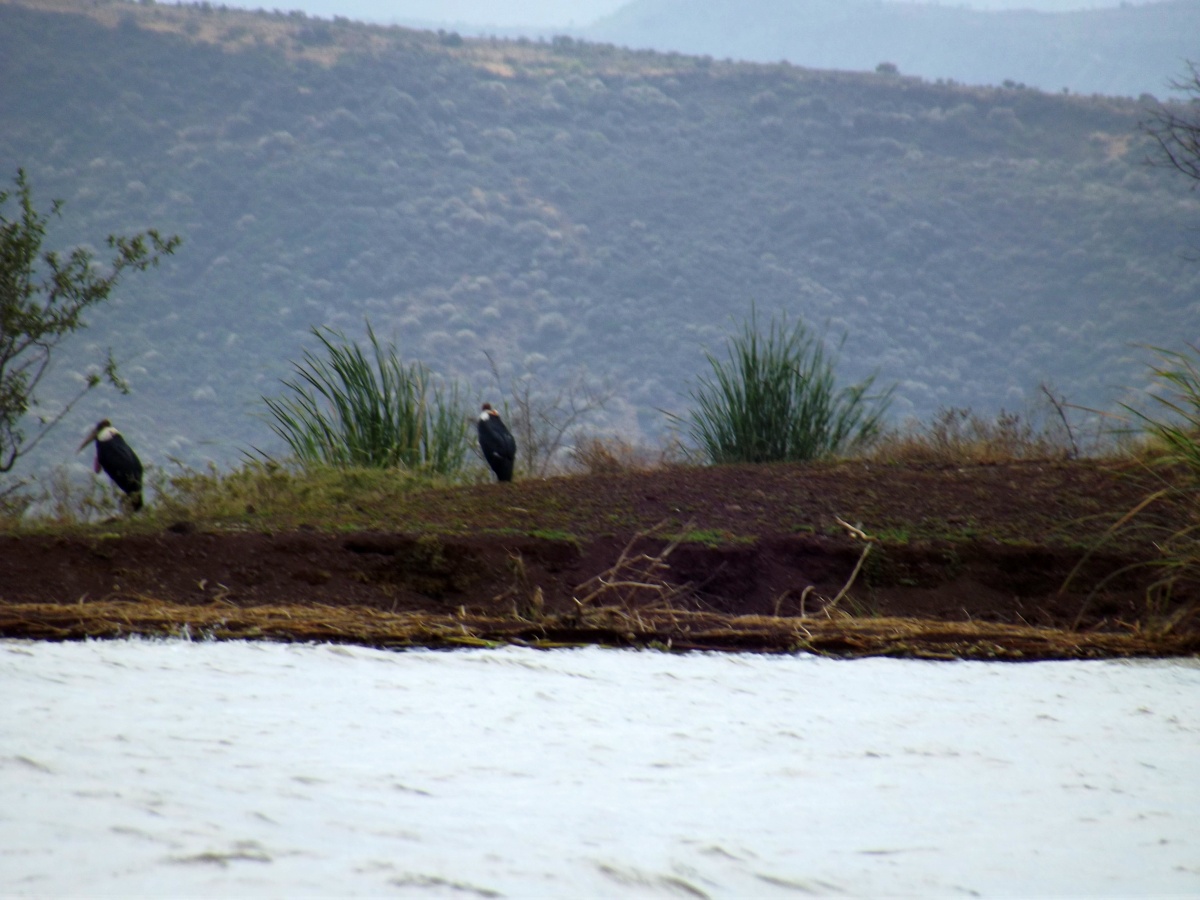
[1,0,1198,477]
[583,0,1200,98]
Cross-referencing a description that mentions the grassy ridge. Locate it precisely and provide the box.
[3,455,1168,552]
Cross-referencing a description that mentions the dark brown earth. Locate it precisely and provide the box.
[2,460,1197,658]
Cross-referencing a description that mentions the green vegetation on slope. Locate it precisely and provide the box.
[1,0,1198,479]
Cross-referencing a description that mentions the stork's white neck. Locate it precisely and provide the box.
[97,426,119,442]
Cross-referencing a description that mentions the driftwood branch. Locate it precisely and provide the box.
[573,520,693,610]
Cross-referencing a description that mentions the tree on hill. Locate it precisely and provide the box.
[0,169,180,478]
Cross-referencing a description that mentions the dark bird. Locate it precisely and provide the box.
[477,403,516,482]
[78,419,144,511]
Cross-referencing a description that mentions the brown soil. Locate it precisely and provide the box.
[2,460,1197,659]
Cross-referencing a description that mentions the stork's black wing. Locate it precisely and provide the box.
[478,416,516,482]
[98,434,143,497]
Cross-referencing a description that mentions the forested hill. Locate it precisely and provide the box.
[582,0,1200,100]
[2,0,1198,474]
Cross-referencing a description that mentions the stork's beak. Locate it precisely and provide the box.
[77,426,99,453]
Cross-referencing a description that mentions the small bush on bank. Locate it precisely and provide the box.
[568,433,688,474]
[0,465,131,529]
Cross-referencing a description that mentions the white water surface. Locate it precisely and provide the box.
[1,640,1197,898]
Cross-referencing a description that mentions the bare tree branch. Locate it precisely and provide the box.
[483,351,613,478]
[1141,61,1200,186]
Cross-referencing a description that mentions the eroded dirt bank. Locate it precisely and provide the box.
[1,460,1196,658]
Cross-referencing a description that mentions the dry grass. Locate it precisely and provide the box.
[3,597,1194,660]
[871,407,1077,465]
[569,434,688,475]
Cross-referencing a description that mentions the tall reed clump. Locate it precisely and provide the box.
[1070,344,1200,632]
[1129,345,1200,473]
[263,324,469,474]
[1120,345,1200,607]
[682,307,893,464]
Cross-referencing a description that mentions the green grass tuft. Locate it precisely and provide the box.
[262,323,469,475]
[679,305,892,465]
[1068,344,1200,631]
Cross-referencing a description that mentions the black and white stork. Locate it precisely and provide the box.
[78,419,144,511]
[477,403,516,482]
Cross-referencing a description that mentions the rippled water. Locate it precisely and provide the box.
[2,640,1197,897]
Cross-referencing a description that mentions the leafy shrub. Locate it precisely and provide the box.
[263,324,469,474]
[0,168,179,477]
[681,307,892,464]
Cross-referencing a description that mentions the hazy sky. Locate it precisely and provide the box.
[183,0,1160,31]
